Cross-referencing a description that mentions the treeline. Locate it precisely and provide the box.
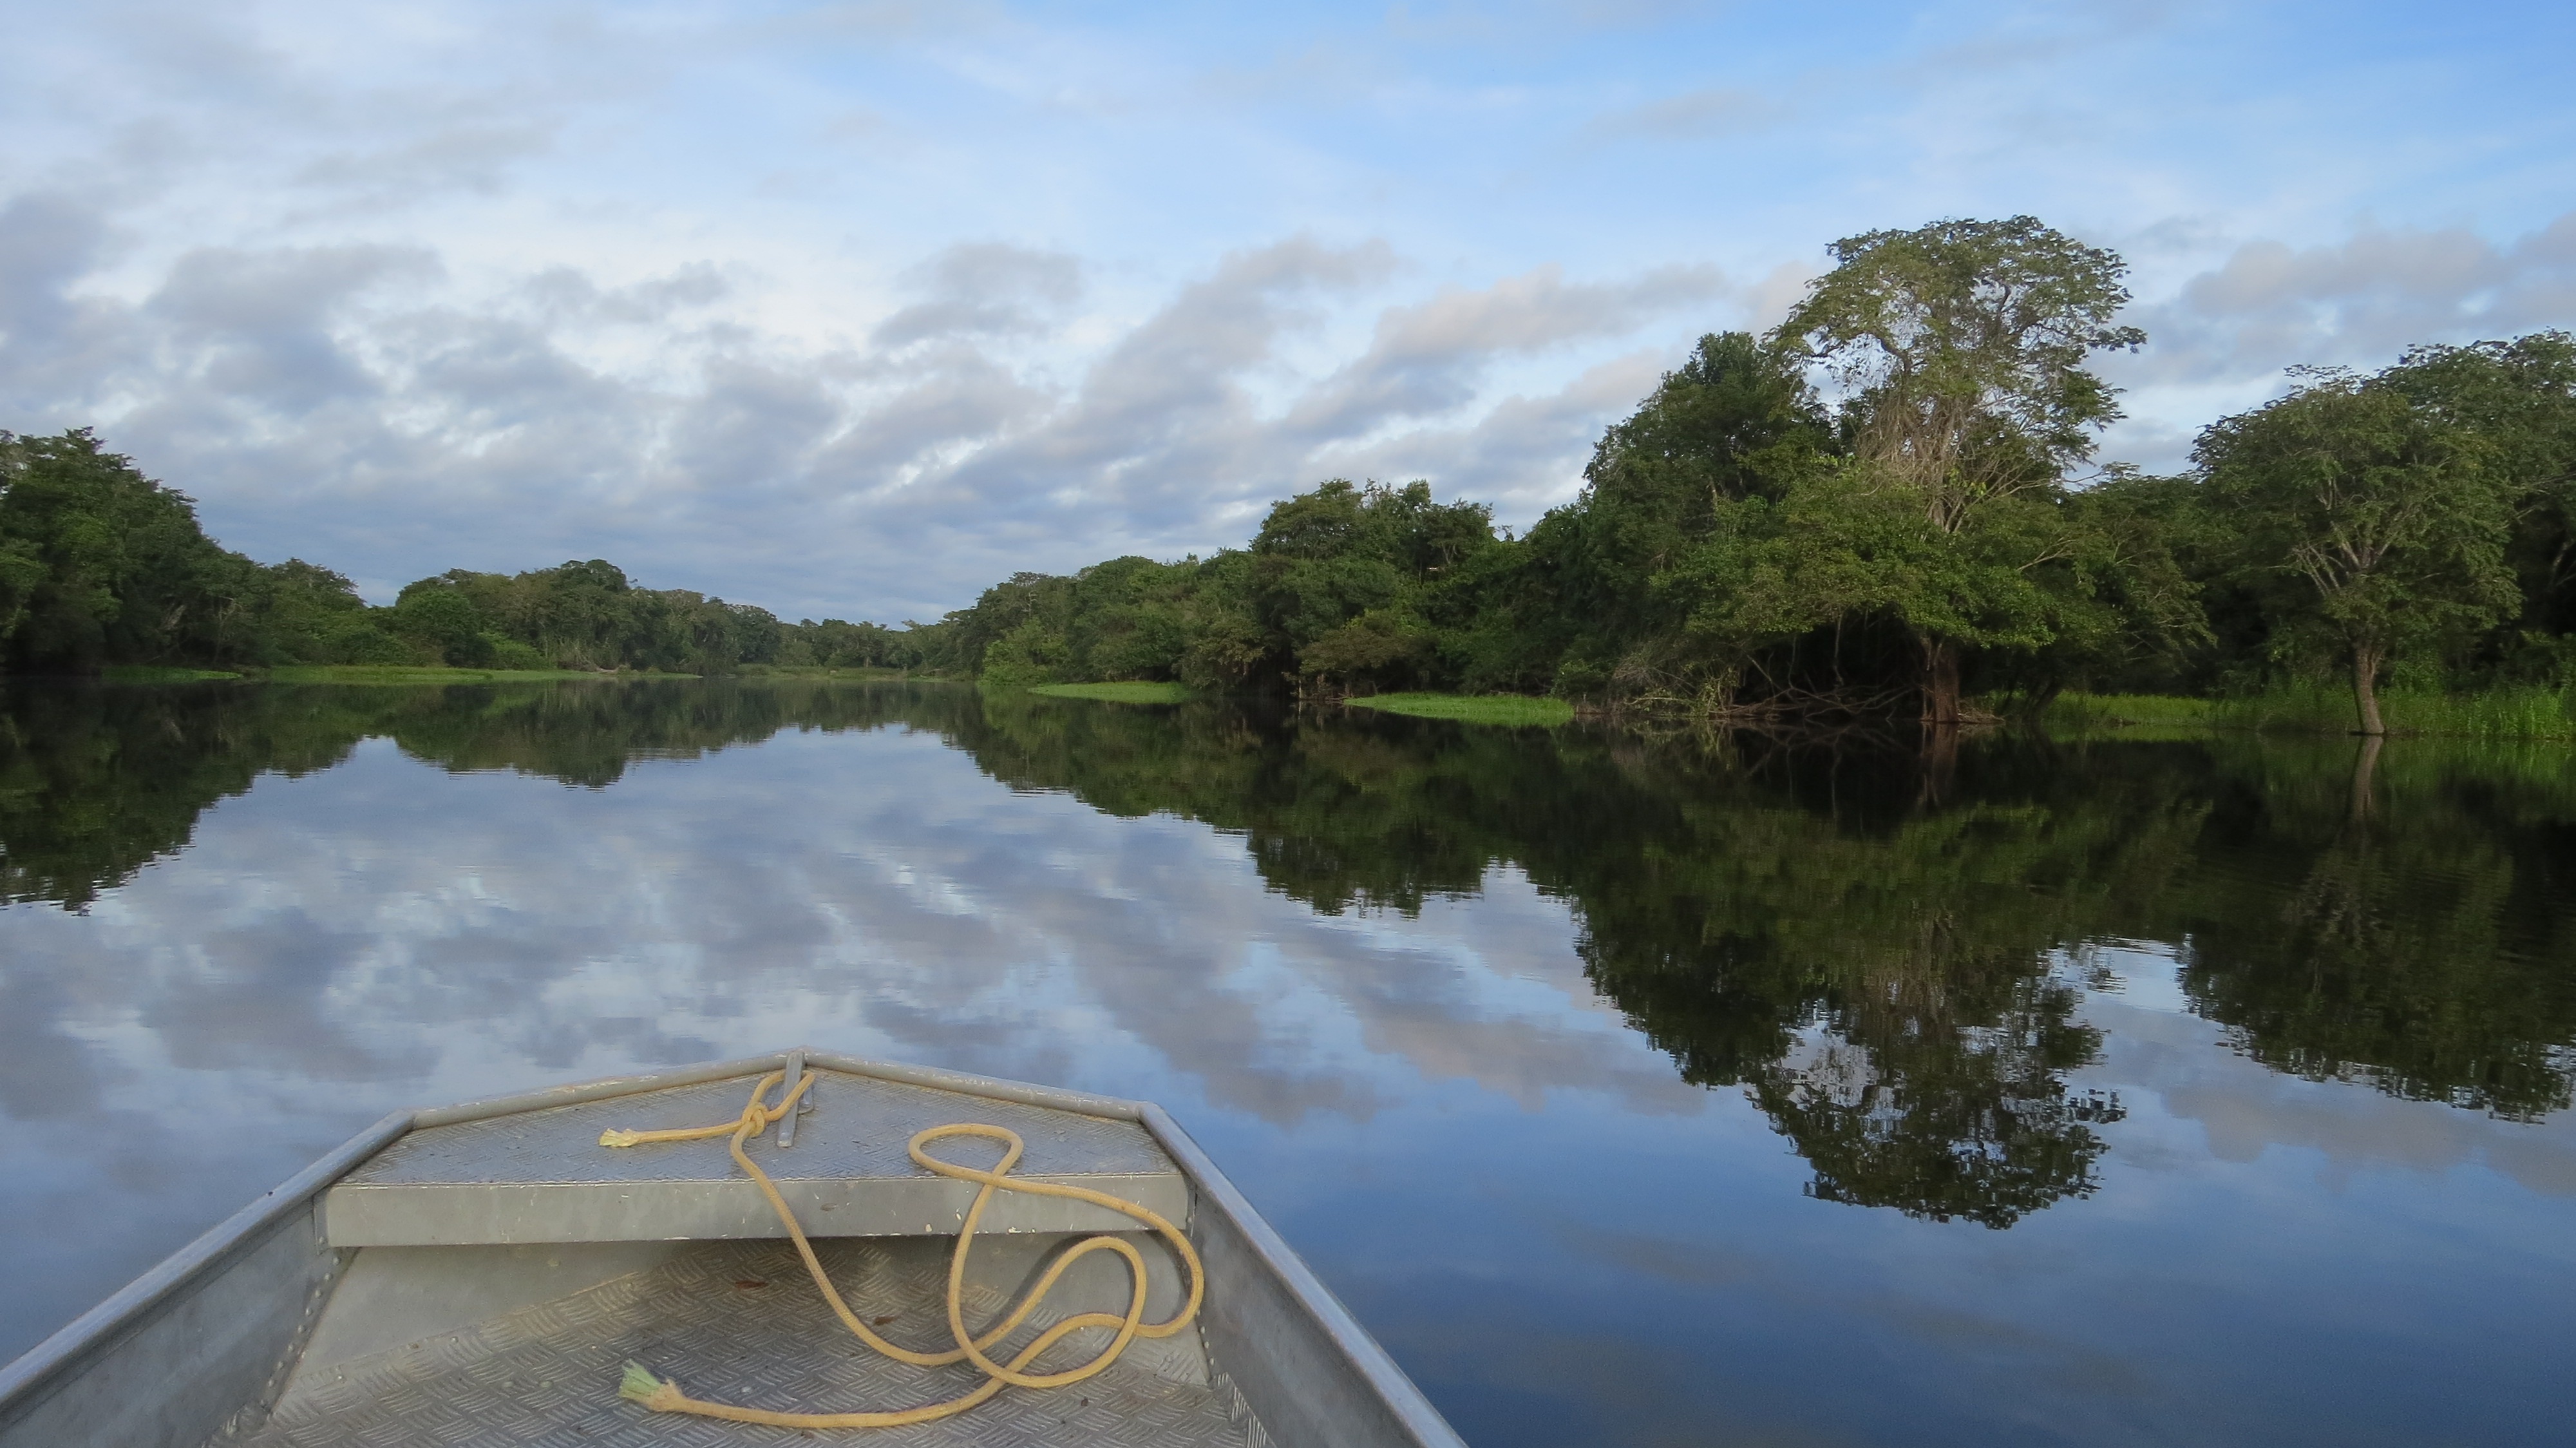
[10,214,2573,726]
[0,430,923,676]
[923,218,2576,734]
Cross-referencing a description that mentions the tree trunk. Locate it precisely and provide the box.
[1919,636,1962,727]
[1917,721,1960,808]
[2348,732,2383,826]
[2351,642,2387,736]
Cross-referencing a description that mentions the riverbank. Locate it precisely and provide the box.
[2045,685,2576,740]
[78,664,943,687]
[1020,682,1577,725]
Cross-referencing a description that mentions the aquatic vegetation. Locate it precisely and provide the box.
[1029,681,1191,703]
[2048,685,2576,739]
[1343,692,1573,727]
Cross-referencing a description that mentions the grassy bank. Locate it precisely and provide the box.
[99,665,245,683]
[734,665,925,680]
[2047,685,2576,740]
[1028,681,1192,703]
[1347,692,1575,726]
[258,665,689,685]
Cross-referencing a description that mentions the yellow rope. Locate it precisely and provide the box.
[597,1070,1204,1429]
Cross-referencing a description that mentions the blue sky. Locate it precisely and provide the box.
[3,0,2572,621]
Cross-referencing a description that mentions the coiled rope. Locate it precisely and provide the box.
[600,1070,1204,1429]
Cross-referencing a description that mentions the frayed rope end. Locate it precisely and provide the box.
[619,1361,679,1409]
[598,1128,643,1148]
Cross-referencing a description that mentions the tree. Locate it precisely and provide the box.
[1770,216,2145,723]
[2197,372,2517,734]
[392,582,498,667]
[1245,479,1499,696]
[0,429,265,672]
[1521,332,1830,698]
[2383,332,2576,681]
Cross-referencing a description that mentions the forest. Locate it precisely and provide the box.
[923,219,2576,735]
[5,215,2573,733]
[0,428,919,678]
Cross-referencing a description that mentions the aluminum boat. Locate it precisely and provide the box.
[0,1049,1464,1448]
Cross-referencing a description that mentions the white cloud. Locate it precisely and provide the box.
[0,201,1722,616]
[2101,211,2576,469]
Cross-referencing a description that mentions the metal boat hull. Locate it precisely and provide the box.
[0,1050,1463,1448]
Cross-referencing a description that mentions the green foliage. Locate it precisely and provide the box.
[0,430,276,672]
[1759,216,2148,721]
[928,480,1515,698]
[2040,692,2218,734]
[2197,371,2519,732]
[1514,332,1830,697]
[1779,216,2144,504]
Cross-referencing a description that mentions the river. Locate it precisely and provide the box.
[1,679,2570,1445]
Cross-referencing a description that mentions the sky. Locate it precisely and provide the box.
[3,1,2573,623]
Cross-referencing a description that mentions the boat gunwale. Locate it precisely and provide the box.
[0,1047,1466,1448]
[0,1110,412,1420]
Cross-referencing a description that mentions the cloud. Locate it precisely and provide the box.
[2125,211,2576,385]
[1285,262,1724,441]
[2094,209,2576,470]
[1321,349,1669,518]
[1582,86,1781,143]
[146,243,439,410]
[870,243,1083,347]
[914,236,1401,536]
[0,198,1723,617]
[519,263,731,328]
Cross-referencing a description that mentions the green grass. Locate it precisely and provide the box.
[2047,686,2576,740]
[1028,681,1193,703]
[1345,692,1575,726]
[99,665,243,682]
[731,664,921,680]
[258,665,685,684]
[2040,693,2217,736]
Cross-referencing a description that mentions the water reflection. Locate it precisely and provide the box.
[6,682,2573,1201]
[2167,739,2576,1120]
[2,681,2572,1445]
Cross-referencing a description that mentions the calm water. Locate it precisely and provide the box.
[3,680,2572,1446]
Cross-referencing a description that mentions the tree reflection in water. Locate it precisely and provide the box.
[3,678,2570,1226]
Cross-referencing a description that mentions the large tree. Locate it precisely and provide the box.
[2196,372,2517,734]
[0,429,265,672]
[2382,332,2576,678]
[1520,331,1830,698]
[1770,216,2145,723]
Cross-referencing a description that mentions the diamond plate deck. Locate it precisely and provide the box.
[232,1238,1259,1448]
[326,1070,1189,1246]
